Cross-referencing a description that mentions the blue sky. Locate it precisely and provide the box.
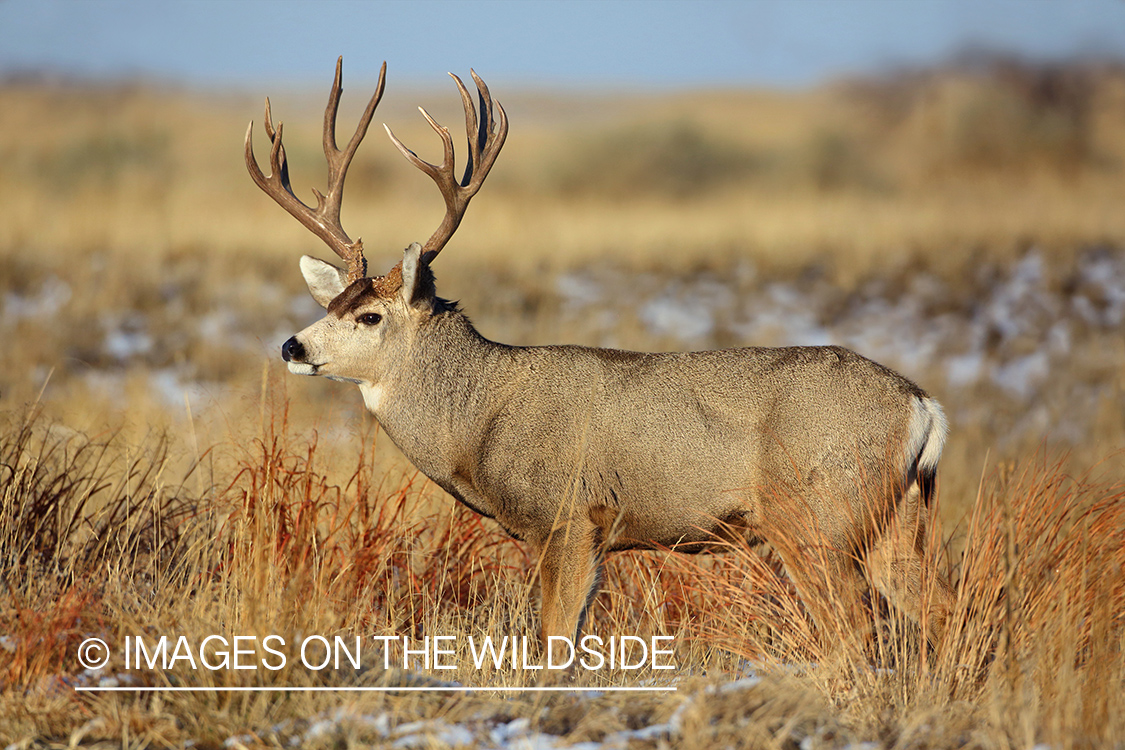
[1,0,1123,89]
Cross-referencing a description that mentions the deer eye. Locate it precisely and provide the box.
[357,313,382,326]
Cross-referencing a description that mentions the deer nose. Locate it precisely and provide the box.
[281,336,305,362]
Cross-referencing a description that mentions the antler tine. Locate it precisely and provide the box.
[452,74,480,185]
[467,70,507,186]
[318,58,386,207]
[384,70,508,265]
[245,57,387,284]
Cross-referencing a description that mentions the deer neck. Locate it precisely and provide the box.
[359,309,504,482]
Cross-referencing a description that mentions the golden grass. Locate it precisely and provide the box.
[2,59,1125,746]
[3,64,1125,276]
[2,393,1122,748]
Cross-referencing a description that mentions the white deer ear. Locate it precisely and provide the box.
[300,255,348,309]
[400,242,432,308]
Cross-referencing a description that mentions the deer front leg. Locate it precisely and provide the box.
[537,515,603,650]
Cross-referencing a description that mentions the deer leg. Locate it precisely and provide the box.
[863,480,954,648]
[537,516,603,650]
[776,540,870,651]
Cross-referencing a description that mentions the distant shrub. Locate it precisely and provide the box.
[944,76,1091,171]
[548,120,763,199]
[34,131,172,192]
[875,54,1107,176]
[803,128,887,192]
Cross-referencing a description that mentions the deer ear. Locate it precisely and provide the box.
[300,255,348,309]
[401,242,434,309]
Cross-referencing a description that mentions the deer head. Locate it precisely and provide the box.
[245,58,507,390]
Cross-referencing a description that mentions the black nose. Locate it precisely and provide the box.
[281,336,305,362]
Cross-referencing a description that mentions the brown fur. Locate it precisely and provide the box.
[285,247,955,652]
[326,263,404,318]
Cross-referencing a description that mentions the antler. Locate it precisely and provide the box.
[245,57,386,284]
[385,70,508,265]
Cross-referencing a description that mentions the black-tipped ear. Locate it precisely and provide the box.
[401,242,435,308]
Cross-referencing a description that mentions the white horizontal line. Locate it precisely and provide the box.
[76,685,676,693]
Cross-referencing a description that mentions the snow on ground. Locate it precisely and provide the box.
[6,246,1119,443]
[555,246,1124,446]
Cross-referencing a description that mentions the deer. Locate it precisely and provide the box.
[245,58,955,654]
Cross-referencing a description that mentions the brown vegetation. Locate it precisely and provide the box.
[2,396,1122,747]
[2,57,1124,746]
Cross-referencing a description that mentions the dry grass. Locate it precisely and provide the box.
[1,393,1122,748]
[2,56,1125,746]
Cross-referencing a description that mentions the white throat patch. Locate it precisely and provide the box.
[359,383,387,413]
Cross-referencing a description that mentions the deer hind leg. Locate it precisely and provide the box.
[536,516,604,650]
[772,535,870,652]
[863,479,954,648]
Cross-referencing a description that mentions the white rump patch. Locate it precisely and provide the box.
[907,396,948,473]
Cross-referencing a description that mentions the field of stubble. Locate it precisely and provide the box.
[2,58,1124,748]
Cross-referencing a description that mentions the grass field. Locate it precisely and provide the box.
[2,56,1124,748]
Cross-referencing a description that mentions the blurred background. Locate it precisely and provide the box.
[1,0,1124,522]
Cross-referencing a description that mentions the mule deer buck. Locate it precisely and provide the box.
[246,59,955,651]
